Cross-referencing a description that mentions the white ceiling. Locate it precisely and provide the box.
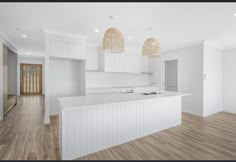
[0,2,236,55]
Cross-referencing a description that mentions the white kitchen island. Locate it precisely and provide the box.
[58,91,191,160]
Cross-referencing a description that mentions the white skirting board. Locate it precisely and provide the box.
[59,96,182,160]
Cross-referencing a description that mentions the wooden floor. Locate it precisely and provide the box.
[0,96,60,160]
[1,96,236,160]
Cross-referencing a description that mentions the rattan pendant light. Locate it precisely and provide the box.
[142,27,160,56]
[103,27,124,53]
[142,37,160,56]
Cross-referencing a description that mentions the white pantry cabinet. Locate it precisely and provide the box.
[141,56,149,73]
[104,53,124,72]
[85,45,100,70]
[69,42,86,59]
[50,40,69,58]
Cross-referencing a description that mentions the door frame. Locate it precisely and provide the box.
[20,63,43,95]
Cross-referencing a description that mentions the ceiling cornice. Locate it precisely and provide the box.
[0,32,18,54]
[204,40,224,50]
[41,27,88,40]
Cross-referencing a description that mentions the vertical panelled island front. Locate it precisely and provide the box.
[58,91,191,160]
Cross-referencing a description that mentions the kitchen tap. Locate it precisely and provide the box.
[150,82,157,86]
[150,82,158,93]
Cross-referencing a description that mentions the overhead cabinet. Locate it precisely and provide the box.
[69,42,86,59]
[104,53,124,72]
[140,56,149,73]
[123,54,140,73]
[47,32,86,60]
[103,52,141,73]
[50,40,69,58]
[45,32,149,73]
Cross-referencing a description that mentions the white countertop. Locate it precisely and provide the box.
[58,91,191,109]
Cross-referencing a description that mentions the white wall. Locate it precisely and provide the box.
[203,41,223,117]
[150,41,225,117]
[17,56,45,96]
[49,58,85,115]
[160,44,204,116]
[7,50,17,95]
[223,48,236,114]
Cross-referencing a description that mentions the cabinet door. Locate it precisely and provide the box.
[86,46,99,70]
[123,54,140,73]
[104,53,113,72]
[141,56,149,73]
[70,43,85,59]
[104,53,123,72]
[50,40,69,58]
[133,55,141,73]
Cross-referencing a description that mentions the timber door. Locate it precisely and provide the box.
[20,64,42,95]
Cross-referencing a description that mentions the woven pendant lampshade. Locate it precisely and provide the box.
[103,27,124,53]
[142,37,160,56]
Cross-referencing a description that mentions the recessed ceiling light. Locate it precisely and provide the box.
[95,29,99,33]
[108,15,117,20]
[128,36,132,40]
[22,34,27,38]
[147,27,152,31]
[234,13,236,16]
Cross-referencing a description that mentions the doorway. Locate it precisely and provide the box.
[164,60,178,92]
[20,64,42,95]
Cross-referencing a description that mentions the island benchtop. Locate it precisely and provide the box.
[58,91,191,109]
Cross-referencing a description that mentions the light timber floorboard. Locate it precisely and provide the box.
[0,96,236,160]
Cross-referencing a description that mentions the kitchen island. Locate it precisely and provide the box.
[58,91,191,160]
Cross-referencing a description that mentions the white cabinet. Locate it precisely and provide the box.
[47,32,86,60]
[141,56,149,73]
[103,52,140,73]
[50,40,69,58]
[69,43,85,59]
[104,53,123,72]
[85,46,100,70]
[123,54,140,73]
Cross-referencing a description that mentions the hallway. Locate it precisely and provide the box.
[0,96,60,160]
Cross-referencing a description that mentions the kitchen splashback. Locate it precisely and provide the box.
[86,72,149,89]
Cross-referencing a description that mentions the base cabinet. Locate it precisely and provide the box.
[59,96,182,160]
